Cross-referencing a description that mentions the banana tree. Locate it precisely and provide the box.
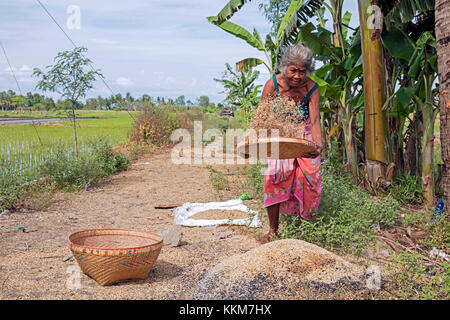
[410,32,439,207]
[207,0,323,74]
[214,63,262,121]
[357,0,390,187]
[383,27,439,207]
[296,14,364,181]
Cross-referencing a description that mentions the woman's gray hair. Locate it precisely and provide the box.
[279,43,315,75]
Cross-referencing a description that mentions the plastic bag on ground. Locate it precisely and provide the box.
[173,199,261,228]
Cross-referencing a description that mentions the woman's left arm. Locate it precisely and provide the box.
[308,83,323,154]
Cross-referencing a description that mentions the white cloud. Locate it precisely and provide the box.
[4,64,32,77]
[115,76,134,87]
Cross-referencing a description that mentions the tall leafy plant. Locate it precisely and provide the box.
[214,63,262,121]
[208,0,323,74]
[33,47,103,160]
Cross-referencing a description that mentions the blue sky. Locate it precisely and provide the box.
[0,0,359,103]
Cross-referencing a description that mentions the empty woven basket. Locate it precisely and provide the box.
[69,229,163,286]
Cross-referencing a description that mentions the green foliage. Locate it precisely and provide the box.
[208,0,324,74]
[419,216,450,249]
[0,163,28,211]
[292,163,399,254]
[33,47,103,102]
[241,163,265,202]
[258,0,291,36]
[387,250,450,300]
[197,96,211,108]
[86,138,130,176]
[242,159,400,254]
[129,103,181,147]
[214,63,261,121]
[388,173,423,204]
[207,165,230,200]
[39,139,129,191]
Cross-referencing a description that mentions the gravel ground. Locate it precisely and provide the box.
[0,151,260,299]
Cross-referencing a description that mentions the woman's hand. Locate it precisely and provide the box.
[303,144,322,158]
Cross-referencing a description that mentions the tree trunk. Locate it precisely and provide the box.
[404,112,420,175]
[435,0,450,211]
[358,0,389,184]
[71,100,79,160]
[418,98,438,207]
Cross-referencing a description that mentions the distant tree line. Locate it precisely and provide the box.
[0,90,218,111]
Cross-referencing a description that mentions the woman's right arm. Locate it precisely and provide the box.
[261,77,276,103]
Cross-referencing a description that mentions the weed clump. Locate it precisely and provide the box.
[241,160,400,254]
[40,139,129,191]
[128,104,182,147]
[0,163,28,211]
[388,173,423,205]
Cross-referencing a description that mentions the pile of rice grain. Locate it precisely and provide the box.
[190,209,249,221]
[250,96,308,139]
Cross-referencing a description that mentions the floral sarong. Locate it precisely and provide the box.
[263,119,321,220]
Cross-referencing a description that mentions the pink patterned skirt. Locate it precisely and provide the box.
[263,120,322,220]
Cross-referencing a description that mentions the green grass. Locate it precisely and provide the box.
[240,160,400,254]
[0,110,136,178]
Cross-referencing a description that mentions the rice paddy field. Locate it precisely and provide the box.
[0,110,137,178]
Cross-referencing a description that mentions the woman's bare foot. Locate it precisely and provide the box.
[258,230,278,244]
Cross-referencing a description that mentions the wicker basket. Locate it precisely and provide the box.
[237,137,318,159]
[69,229,163,286]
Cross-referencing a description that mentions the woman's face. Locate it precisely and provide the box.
[285,61,307,87]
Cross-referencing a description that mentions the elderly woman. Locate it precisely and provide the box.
[258,43,322,244]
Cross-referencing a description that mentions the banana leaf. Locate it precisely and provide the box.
[382,27,415,61]
[235,58,265,72]
[208,0,251,25]
[207,19,265,51]
[296,23,341,62]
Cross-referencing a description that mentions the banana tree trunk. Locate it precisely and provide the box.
[341,91,358,180]
[435,0,450,211]
[417,97,438,207]
[358,0,388,183]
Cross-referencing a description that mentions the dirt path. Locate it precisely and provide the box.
[0,150,262,299]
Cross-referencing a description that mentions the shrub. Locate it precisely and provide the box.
[129,104,180,147]
[242,161,400,254]
[388,173,423,205]
[207,165,230,200]
[86,138,129,176]
[294,163,399,253]
[40,139,129,191]
[0,163,28,211]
